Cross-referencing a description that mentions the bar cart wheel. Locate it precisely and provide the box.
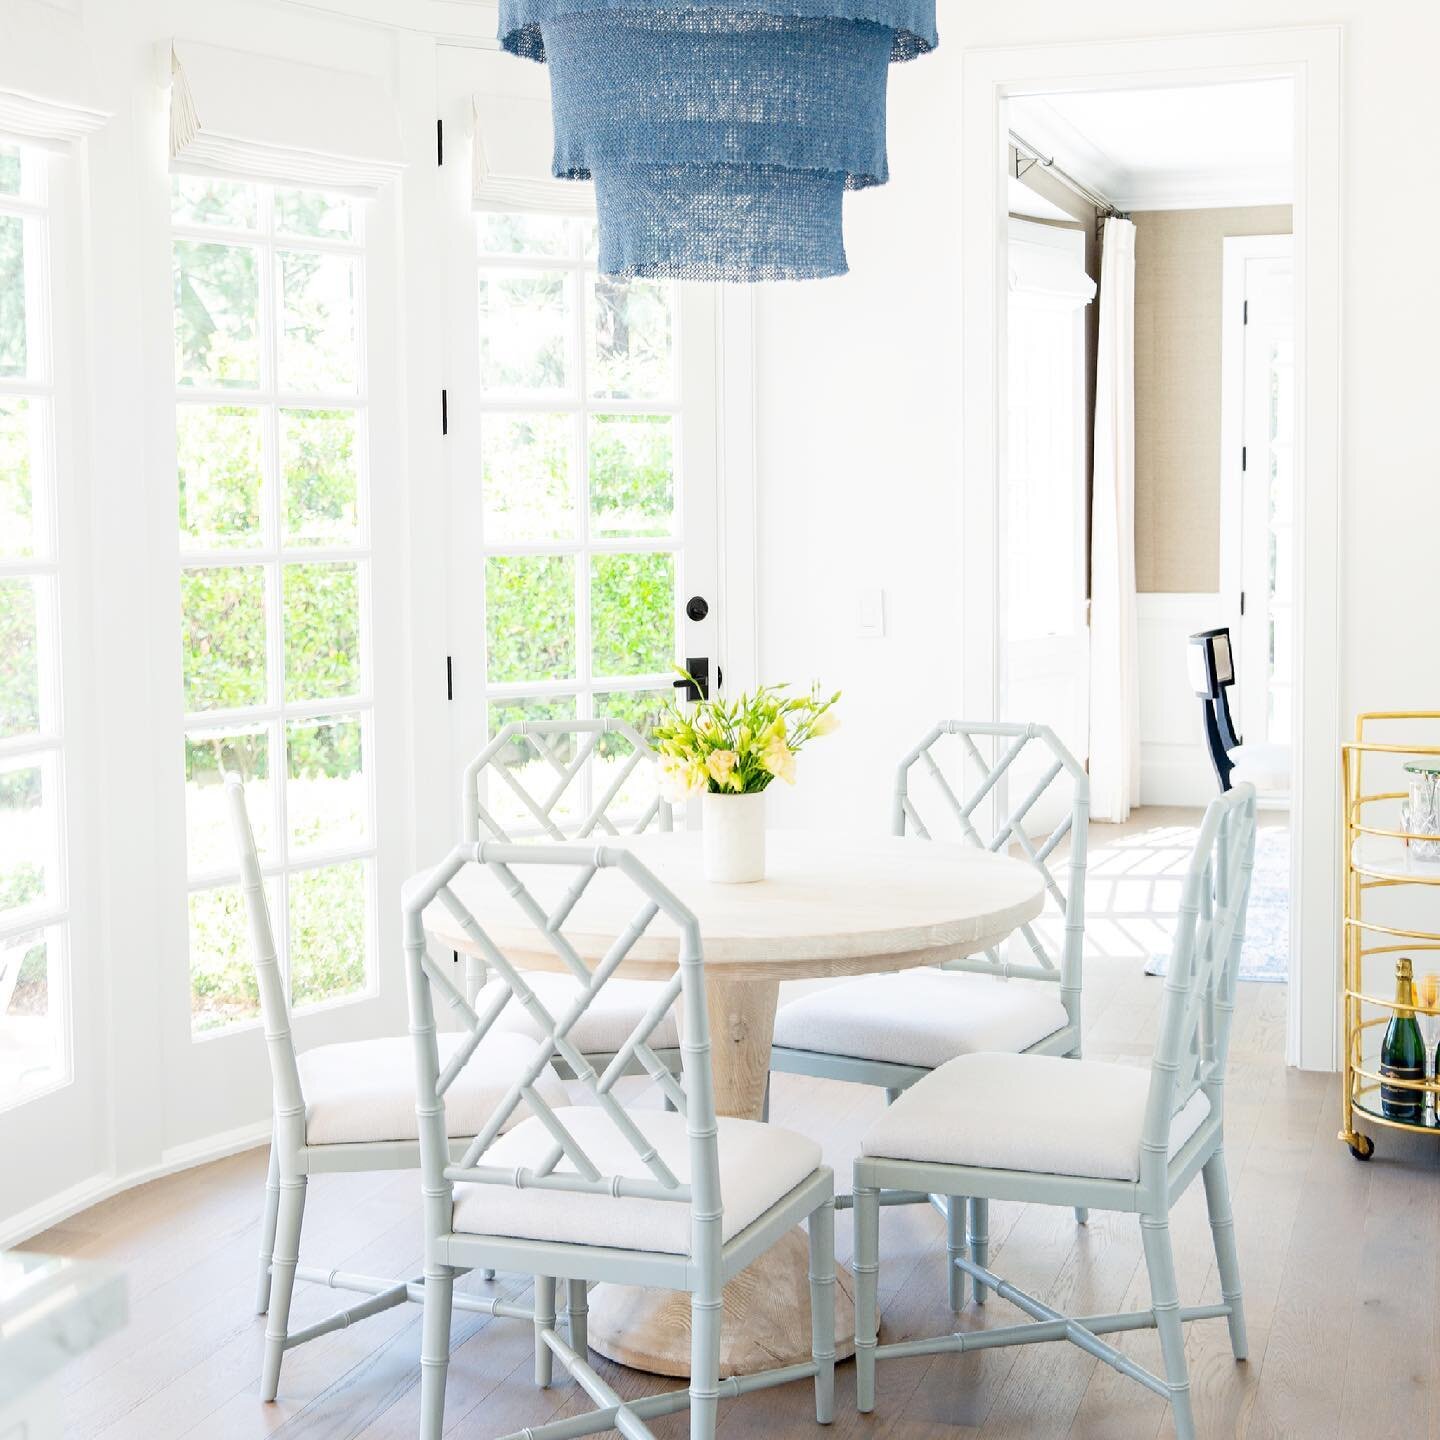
[1344,1131,1374,1161]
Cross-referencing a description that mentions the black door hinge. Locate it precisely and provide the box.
[446,655,454,700]
[437,119,444,166]
[1243,299,1249,324]
[1240,592,1246,617]
[1241,445,1247,472]
[441,388,449,435]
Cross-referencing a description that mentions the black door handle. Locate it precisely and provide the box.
[673,657,710,703]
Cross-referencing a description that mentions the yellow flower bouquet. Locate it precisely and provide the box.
[651,680,841,802]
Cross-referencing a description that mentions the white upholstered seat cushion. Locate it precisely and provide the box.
[1228,741,1291,795]
[862,1052,1212,1183]
[771,970,1070,1070]
[479,972,679,1054]
[451,1107,823,1256]
[297,1032,568,1147]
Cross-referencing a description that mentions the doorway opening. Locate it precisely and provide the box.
[962,30,1342,1067]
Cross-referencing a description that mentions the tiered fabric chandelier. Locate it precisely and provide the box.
[499,0,938,282]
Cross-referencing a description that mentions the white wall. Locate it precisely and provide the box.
[756,53,965,835]
[754,2,1440,830]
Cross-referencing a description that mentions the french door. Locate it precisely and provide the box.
[437,48,721,823]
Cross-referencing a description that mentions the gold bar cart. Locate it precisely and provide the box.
[1341,712,1440,1160]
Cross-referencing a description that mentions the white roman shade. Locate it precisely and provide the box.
[169,40,404,195]
[472,92,594,216]
[0,1,109,146]
[1009,233,1098,310]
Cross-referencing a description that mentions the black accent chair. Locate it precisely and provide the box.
[1188,628,1242,792]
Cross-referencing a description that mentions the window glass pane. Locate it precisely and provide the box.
[189,881,263,1034]
[281,409,360,547]
[481,413,575,544]
[0,144,18,196]
[0,759,55,919]
[485,695,579,835]
[588,278,672,400]
[174,240,260,389]
[177,404,263,550]
[589,415,675,538]
[0,395,37,559]
[171,175,258,230]
[478,270,569,395]
[184,727,273,875]
[1,926,67,1110]
[283,562,361,702]
[591,552,674,678]
[592,689,668,819]
[287,716,366,855]
[180,566,268,712]
[0,576,40,739]
[289,861,367,1010]
[0,215,28,379]
[279,250,359,393]
[476,213,572,258]
[276,189,355,240]
[485,555,575,684]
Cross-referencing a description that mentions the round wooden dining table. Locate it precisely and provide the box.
[422,828,1044,1379]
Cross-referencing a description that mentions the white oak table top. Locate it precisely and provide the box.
[418,828,1045,981]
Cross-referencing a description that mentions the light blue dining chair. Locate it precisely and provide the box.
[401,838,837,1440]
[769,719,1089,1305]
[853,783,1257,1440]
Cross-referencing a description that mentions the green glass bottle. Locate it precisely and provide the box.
[1380,957,1426,1125]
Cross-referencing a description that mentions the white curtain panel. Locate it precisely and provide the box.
[1089,216,1139,823]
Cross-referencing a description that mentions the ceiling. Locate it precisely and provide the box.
[1008,79,1295,213]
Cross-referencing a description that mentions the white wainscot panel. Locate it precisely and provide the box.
[1138,593,1223,807]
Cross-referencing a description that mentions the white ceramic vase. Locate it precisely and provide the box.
[702,791,766,883]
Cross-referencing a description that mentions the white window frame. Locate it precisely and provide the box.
[0,144,73,1112]
[171,181,380,1039]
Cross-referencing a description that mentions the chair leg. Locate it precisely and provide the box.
[259,1172,306,1402]
[255,1139,280,1315]
[1140,1213,1197,1440]
[1201,1147,1249,1361]
[945,1195,967,1310]
[1074,1207,1090,1225]
[883,1087,902,1105]
[853,1185,880,1414]
[534,1276,556,1388]
[761,1074,770,1123]
[419,1264,455,1440]
[807,1197,836,1424]
[567,1277,589,1357]
[689,1270,722,1440]
[967,1197,989,1306]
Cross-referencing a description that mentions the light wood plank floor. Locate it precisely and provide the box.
[27,811,1440,1440]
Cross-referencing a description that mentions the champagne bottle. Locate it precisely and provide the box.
[1380,957,1426,1125]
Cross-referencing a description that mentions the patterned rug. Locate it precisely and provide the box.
[1080,822,1289,984]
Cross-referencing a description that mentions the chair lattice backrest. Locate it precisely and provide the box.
[224,774,307,1150]
[892,721,1089,1027]
[1141,784,1257,1178]
[462,718,672,844]
[401,842,719,1259]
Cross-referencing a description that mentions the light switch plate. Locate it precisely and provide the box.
[858,588,886,639]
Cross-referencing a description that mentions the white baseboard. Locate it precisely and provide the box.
[0,1118,271,1251]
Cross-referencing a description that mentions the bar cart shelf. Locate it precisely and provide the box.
[1341,712,1440,1160]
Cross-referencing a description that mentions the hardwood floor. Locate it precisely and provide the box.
[27,810,1439,1440]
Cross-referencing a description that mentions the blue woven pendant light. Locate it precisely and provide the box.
[499,0,938,281]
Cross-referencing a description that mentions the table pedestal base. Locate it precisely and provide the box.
[585,1229,856,1378]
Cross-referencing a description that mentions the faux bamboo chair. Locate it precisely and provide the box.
[853,784,1257,1440]
[770,720,1089,1303]
[227,776,567,1402]
[459,718,680,1079]
[402,839,837,1440]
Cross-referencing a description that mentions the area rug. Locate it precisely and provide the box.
[1103,823,1289,984]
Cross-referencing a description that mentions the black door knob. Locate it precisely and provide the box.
[686,595,709,622]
